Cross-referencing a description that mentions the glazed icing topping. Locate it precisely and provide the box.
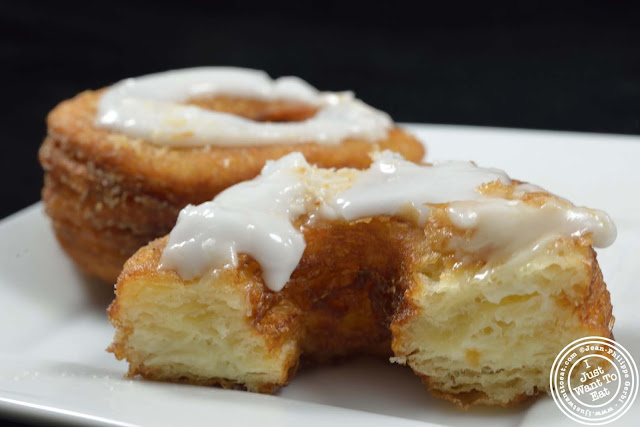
[329,155,512,224]
[160,152,617,292]
[96,67,392,146]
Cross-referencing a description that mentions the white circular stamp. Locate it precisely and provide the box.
[550,336,638,425]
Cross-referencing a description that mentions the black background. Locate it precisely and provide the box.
[1,0,639,424]
[3,0,640,221]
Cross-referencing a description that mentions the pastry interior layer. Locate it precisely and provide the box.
[108,156,614,406]
[39,89,424,283]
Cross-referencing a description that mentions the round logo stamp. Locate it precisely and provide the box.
[550,336,638,425]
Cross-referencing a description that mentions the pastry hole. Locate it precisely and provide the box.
[184,95,318,122]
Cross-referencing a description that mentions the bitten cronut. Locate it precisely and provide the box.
[108,198,613,407]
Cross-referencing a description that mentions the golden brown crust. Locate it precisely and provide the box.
[423,383,535,408]
[40,90,424,282]
[579,249,614,336]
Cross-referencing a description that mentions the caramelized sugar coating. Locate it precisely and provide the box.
[39,90,424,282]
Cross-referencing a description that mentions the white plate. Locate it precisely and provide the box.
[1,124,639,427]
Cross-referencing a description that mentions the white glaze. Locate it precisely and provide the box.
[159,153,312,291]
[446,199,616,257]
[96,67,392,146]
[328,153,512,224]
[160,151,617,292]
